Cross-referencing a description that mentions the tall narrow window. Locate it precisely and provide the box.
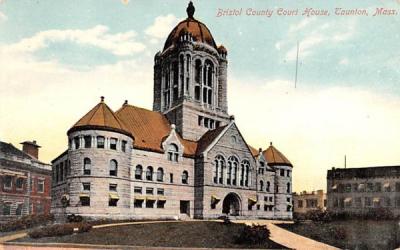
[109,160,118,176]
[121,140,127,152]
[266,181,271,192]
[157,168,164,182]
[84,136,91,148]
[228,156,239,186]
[215,155,225,184]
[97,136,105,148]
[182,171,189,184]
[74,136,80,149]
[241,160,250,187]
[110,138,117,150]
[146,166,153,181]
[135,165,143,180]
[37,180,44,193]
[4,176,12,189]
[83,158,91,175]
[287,182,291,193]
[260,180,264,191]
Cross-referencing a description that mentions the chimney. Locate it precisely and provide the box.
[20,140,41,159]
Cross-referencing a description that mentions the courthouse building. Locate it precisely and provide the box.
[0,140,51,222]
[327,166,400,216]
[51,2,294,220]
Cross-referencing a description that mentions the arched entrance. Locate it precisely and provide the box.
[222,193,241,216]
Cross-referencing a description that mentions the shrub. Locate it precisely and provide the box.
[235,224,270,245]
[28,224,74,238]
[0,214,54,232]
[77,222,92,233]
[67,214,83,223]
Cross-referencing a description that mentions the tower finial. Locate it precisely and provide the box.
[101,96,105,102]
[186,1,195,19]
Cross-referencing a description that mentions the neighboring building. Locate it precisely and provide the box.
[293,190,326,214]
[0,140,52,222]
[51,2,294,220]
[327,166,400,216]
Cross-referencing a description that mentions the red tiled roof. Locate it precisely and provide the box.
[115,104,197,157]
[68,99,132,138]
[196,125,227,154]
[262,143,292,167]
[248,145,259,157]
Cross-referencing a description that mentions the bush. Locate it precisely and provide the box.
[0,214,54,232]
[77,222,92,233]
[235,224,270,245]
[67,214,83,223]
[28,224,74,238]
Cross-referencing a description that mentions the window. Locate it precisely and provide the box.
[3,203,11,215]
[157,188,164,195]
[80,197,90,206]
[121,140,127,152]
[146,200,155,208]
[146,166,153,181]
[82,183,90,191]
[344,184,351,193]
[157,168,164,182]
[109,160,118,176]
[266,181,270,192]
[84,136,91,148]
[375,182,382,192]
[16,204,23,216]
[109,198,118,207]
[241,160,250,187]
[74,136,80,149]
[110,138,117,150]
[36,203,44,214]
[228,156,238,185]
[134,186,142,194]
[298,200,303,208]
[269,197,273,202]
[4,176,12,189]
[355,197,362,207]
[214,155,225,184]
[134,199,143,208]
[146,187,154,195]
[259,180,264,191]
[16,178,24,190]
[83,158,91,175]
[367,183,374,192]
[167,144,179,162]
[384,183,391,192]
[97,136,105,148]
[182,171,188,184]
[37,180,44,193]
[170,173,174,183]
[286,182,291,193]
[280,169,285,177]
[109,184,117,192]
[287,170,291,177]
[365,197,372,207]
[157,200,165,208]
[385,197,392,207]
[135,165,143,180]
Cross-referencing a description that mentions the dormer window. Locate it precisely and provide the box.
[167,144,179,162]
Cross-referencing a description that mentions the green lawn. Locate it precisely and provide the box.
[14,221,287,249]
[279,220,400,250]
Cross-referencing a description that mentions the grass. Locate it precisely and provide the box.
[13,221,287,249]
[279,220,400,250]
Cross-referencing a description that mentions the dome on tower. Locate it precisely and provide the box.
[262,142,293,167]
[163,2,217,51]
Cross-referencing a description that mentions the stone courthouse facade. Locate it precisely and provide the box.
[51,2,293,220]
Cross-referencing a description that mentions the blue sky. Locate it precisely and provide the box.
[1,0,400,191]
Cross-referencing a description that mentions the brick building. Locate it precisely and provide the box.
[51,2,294,220]
[327,166,400,216]
[293,190,326,214]
[0,141,52,222]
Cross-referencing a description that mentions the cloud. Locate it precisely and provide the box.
[145,14,180,42]
[0,11,7,22]
[3,25,145,56]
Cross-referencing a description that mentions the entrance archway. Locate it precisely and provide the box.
[222,193,241,216]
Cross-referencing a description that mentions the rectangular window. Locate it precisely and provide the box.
[146,187,154,195]
[37,180,44,193]
[121,140,127,152]
[82,182,91,191]
[109,184,117,192]
[84,136,92,148]
[365,197,372,207]
[3,203,11,215]
[198,116,203,126]
[170,173,173,183]
[97,136,105,148]
[109,199,118,207]
[355,197,362,207]
[74,136,80,149]
[110,138,117,150]
[146,200,155,208]
[352,183,358,192]
[157,200,166,208]
[80,197,90,206]
[375,183,382,192]
[134,186,142,194]
[134,199,143,208]
[4,176,12,189]
[280,169,285,176]
[298,200,303,208]
[16,203,23,216]
[264,196,268,202]
[367,183,374,192]
[157,188,164,195]
[344,184,351,193]
[269,197,273,202]
[287,170,290,177]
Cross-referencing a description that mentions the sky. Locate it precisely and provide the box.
[0,0,400,193]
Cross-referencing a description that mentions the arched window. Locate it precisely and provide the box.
[195,59,202,84]
[241,160,250,187]
[135,165,142,180]
[83,158,91,175]
[182,170,188,184]
[260,180,264,191]
[287,182,291,193]
[266,181,271,192]
[109,160,118,176]
[228,156,239,185]
[146,166,154,181]
[214,155,225,184]
[157,168,164,182]
[168,143,179,162]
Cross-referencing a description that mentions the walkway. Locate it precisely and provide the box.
[0,219,340,250]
